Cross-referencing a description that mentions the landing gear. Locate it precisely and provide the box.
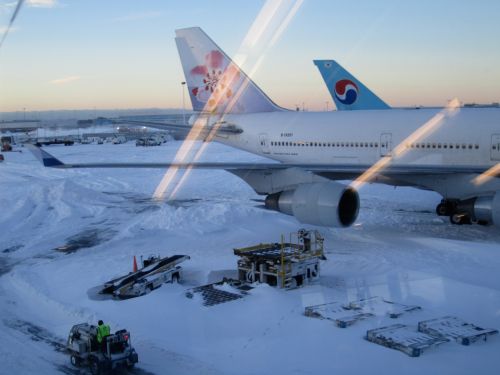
[437,199,472,225]
[450,213,471,225]
[436,200,455,216]
[436,203,448,216]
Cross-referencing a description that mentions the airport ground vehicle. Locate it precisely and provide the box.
[100,255,189,299]
[66,323,138,374]
[1,136,13,151]
[35,138,74,146]
[135,137,161,147]
[112,136,127,144]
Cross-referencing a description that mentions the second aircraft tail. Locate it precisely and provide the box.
[314,60,390,111]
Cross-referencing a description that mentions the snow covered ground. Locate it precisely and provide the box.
[1,141,499,374]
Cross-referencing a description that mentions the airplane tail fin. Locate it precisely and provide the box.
[313,60,390,111]
[175,27,283,114]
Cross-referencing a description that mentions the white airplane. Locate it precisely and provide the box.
[30,27,500,228]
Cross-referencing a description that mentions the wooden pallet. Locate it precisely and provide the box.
[418,316,498,345]
[366,324,449,357]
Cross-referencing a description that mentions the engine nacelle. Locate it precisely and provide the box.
[472,193,500,226]
[265,182,359,227]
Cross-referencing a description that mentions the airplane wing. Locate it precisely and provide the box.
[26,145,498,177]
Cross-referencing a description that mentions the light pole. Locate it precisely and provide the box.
[181,81,186,124]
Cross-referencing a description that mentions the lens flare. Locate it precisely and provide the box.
[350,98,461,190]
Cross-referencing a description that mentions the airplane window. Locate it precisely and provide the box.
[462,144,466,149]
[350,142,354,147]
[450,145,454,149]
[375,143,378,147]
[360,143,363,148]
[475,144,479,149]
[443,144,447,149]
[426,144,431,148]
[369,143,373,147]
[437,143,441,148]
[355,142,359,147]
[432,144,436,149]
[456,144,460,149]
[468,144,472,149]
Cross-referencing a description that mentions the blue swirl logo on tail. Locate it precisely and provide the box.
[334,79,359,105]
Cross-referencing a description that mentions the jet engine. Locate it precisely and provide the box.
[471,193,500,226]
[264,182,359,227]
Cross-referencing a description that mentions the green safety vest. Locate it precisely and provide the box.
[97,324,110,343]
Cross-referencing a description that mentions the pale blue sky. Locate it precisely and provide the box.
[1,0,499,111]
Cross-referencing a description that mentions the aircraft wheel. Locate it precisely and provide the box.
[436,203,449,216]
[70,354,80,367]
[450,213,470,225]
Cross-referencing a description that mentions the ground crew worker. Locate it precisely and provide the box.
[96,320,111,352]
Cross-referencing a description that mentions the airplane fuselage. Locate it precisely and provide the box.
[214,107,500,199]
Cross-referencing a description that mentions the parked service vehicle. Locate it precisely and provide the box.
[36,138,74,146]
[1,136,13,152]
[67,323,138,375]
[112,136,127,144]
[135,137,161,147]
